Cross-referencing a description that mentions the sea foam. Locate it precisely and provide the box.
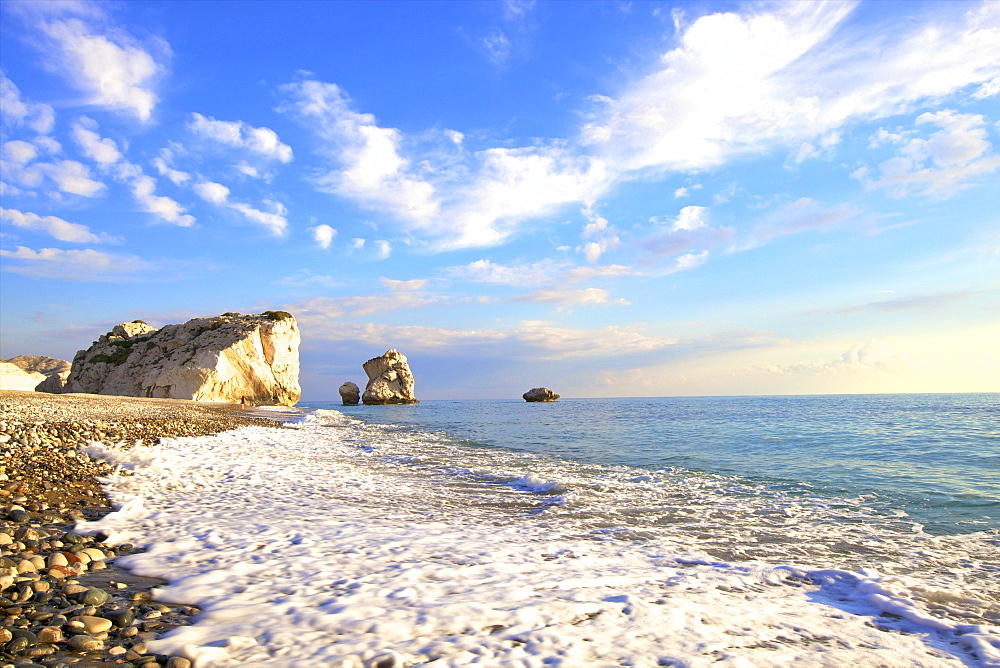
[78,412,1000,667]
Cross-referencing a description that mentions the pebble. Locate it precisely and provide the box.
[0,390,280,667]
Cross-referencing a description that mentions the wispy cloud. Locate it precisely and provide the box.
[757,338,915,374]
[0,207,119,244]
[582,1,1000,177]
[513,286,630,308]
[0,245,151,280]
[0,72,55,133]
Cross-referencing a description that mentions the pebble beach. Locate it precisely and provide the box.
[0,390,281,668]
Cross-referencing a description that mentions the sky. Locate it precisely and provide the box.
[1,0,998,401]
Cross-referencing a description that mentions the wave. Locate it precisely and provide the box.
[77,412,1000,666]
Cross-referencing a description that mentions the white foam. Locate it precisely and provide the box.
[78,421,1000,667]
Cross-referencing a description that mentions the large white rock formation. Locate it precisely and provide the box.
[65,312,301,406]
[361,349,418,405]
[0,362,48,392]
[0,356,72,393]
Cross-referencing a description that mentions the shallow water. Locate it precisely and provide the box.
[80,393,1000,667]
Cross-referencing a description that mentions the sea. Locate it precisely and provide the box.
[81,393,1000,667]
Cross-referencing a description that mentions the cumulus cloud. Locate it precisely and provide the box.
[188,113,293,163]
[864,110,1000,197]
[35,13,164,121]
[311,224,337,249]
[41,160,105,197]
[0,207,118,244]
[577,206,620,263]
[0,245,150,280]
[193,181,231,204]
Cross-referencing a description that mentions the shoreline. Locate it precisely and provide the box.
[0,390,283,668]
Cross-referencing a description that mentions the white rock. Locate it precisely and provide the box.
[0,362,47,391]
[65,312,301,406]
[362,349,418,405]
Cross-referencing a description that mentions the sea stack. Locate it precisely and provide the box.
[65,312,301,406]
[361,349,418,405]
[523,387,560,402]
[339,381,361,405]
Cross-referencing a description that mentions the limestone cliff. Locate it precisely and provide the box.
[0,362,48,392]
[0,356,72,393]
[362,349,418,405]
[65,312,301,406]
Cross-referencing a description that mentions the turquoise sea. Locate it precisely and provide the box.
[86,392,1000,665]
[308,393,1000,536]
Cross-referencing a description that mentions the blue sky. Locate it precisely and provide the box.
[1,0,998,401]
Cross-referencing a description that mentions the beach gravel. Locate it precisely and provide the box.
[0,390,282,668]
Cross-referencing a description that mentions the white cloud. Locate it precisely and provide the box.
[1,140,38,166]
[868,110,1000,196]
[131,174,194,226]
[280,80,439,223]
[446,258,566,286]
[0,73,55,133]
[71,117,122,166]
[311,224,337,249]
[672,205,707,231]
[577,206,620,263]
[373,240,392,260]
[37,16,163,121]
[0,245,150,280]
[151,156,191,186]
[188,113,293,163]
[230,201,288,236]
[280,79,608,250]
[974,75,1000,99]
[761,339,914,375]
[293,312,673,361]
[514,286,630,308]
[193,181,231,204]
[381,278,427,291]
[41,160,105,197]
[350,238,366,251]
[0,207,117,244]
[582,1,1000,175]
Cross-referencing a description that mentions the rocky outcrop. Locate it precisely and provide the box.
[523,387,560,402]
[0,362,48,391]
[362,349,418,405]
[65,312,301,406]
[339,381,360,405]
[0,355,72,393]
